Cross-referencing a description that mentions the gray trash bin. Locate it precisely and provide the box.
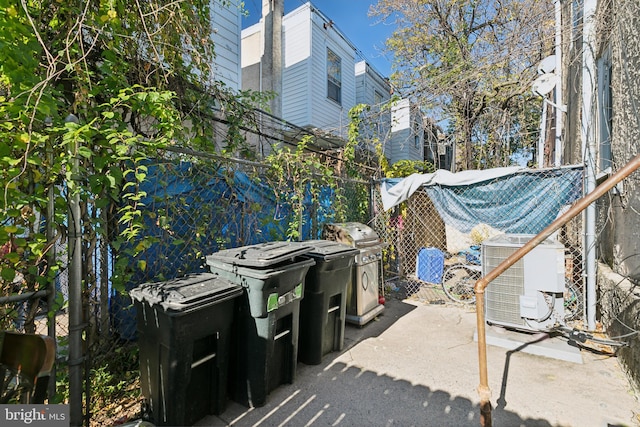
[205,241,315,408]
[130,272,242,426]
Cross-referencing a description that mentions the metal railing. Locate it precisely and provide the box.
[474,153,640,426]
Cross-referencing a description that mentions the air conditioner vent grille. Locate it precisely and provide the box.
[484,245,525,327]
[481,234,566,332]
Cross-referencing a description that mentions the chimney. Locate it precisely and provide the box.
[261,0,283,117]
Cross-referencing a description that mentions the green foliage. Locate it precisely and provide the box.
[265,136,343,240]
[340,104,377,221]
[0,0,270,326]
[383,159,435,178]
[88,345,140,412]
[346,106,367,178]
[0,1,373,422]
[54,339,140,416]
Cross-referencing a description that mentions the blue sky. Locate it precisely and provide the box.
[241,0,395,77]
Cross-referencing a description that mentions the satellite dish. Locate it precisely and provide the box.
[537,55,556,74]
[532,73,560,96]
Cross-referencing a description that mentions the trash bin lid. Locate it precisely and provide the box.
[206,255,315,282]
[205,241,313,268]
[301,240,360,261]
[130,272,242,312]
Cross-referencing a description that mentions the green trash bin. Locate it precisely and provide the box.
[130,272,242,426]
[205,241,315,408]
[298,240,359,365]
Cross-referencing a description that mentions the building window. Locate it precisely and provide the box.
[374,90,383,106]
[327,48,341,104]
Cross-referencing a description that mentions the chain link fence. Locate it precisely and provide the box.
[11,141,632,426]
[0,137,373,425]
[76,150,371,425]
[372,167,586,324]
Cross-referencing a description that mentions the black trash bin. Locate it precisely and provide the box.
[298,240,359,365]
[130,272,242,426]
[205,241,315,408]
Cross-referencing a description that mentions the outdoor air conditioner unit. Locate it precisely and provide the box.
[482,234,566,332]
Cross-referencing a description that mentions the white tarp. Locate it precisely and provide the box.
[380,166,524,211]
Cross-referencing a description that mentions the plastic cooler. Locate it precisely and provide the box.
[416,247,445,284]
[130,272,242,426]
[298,240,359,365]
[205,241,315,408]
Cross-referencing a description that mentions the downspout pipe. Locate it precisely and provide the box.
[474,153,640,427]
[537,99,547,168]
[582,0,598,331]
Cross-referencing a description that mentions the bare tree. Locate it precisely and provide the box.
[371,0,555,169]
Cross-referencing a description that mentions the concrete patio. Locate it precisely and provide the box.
[196,293,639,427]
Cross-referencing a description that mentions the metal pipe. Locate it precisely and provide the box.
[0,289,49,304]
[537,99,547,168]
[46,131,58,402]
[66,114,84,427]
[582,0,598,330]
[475,288,492,427]
[473,153,640,427]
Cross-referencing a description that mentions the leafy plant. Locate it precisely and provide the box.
[0,0,273,327]
[265,136,342,240]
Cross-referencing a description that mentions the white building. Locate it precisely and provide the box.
[387,98,424,164]
[242,3,358,140]
[210,0,242,91]
[353,60,391,162]
[241,1,426,167]
[355,61,390,107]
[354,61,426,165]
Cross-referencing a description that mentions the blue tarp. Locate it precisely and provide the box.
[111,160,339,339]
[381,166,583,234]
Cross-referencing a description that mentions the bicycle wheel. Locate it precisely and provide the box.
[564,279,584,321]
[441,264,479,304]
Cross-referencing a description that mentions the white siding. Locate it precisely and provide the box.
[241,24,262,67]
[387,99,424,163]
[282,6,313,126]
[355,62,364,105]
[282,60,312,125]
[355,61,390,106]
[355,60,391,155]
[211,0,242,91]
[283,6,312,67]
[391,99,411,131]
[307,6,356,138]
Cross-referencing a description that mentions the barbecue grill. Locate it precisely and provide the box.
[322,222,385,325]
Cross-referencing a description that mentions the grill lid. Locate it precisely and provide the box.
[322,222,381,247]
